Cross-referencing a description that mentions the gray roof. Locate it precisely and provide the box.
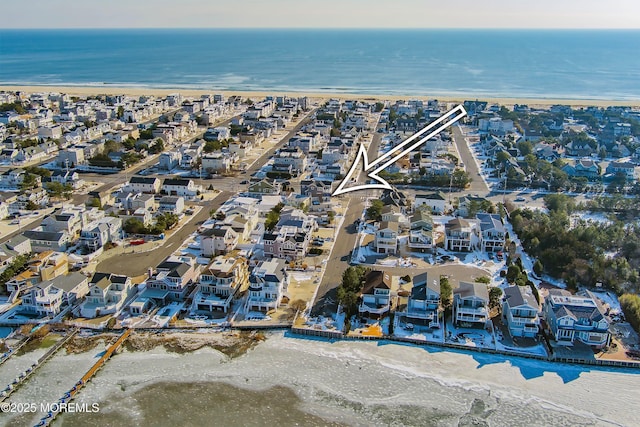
[44,272,87,293]
[23,230,66,242]
[411,272,439,299]
[454,281,489,301]
[503,285,538,309]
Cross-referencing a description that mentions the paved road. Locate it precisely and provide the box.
[311,130,383,316]
[95,190,233,276]
[451,124,489,195]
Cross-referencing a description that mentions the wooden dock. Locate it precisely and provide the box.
[0,330,78,402]
[34,328,131,427]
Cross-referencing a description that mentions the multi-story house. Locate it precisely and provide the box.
[246,258,288,312]
[445,217,479,252]
[201,226,239,257]
[414,192,448,214]
[453,281,489,327]
[162,178,198,198]
[146,256,201,302]
[477,213,505,253]
[20,272,89,317]
[502,285,540,338]
[22,230,71,253]
[408,208,434,252]
[606,161,637,180]
[80,272,132,318]
[403,272,441,330]
[80,217,122,252]
[193,256,249,314]
[543,289,611,349]
[125,176,161,194]
[374,221,399,254]
[359,270,394,320]
[158,196,185,215]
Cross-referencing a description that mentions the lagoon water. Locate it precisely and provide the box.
[3,333,632,426]
[1,29,640,100]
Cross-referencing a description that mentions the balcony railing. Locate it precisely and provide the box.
[360,303,390,315]
[456,314,487,323]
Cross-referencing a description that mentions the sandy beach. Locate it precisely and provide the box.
[2,84,639,107]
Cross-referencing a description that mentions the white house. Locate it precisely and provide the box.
[192,256,249,314]
[200,226,239,257]
[79,273,132,318]
[453,281,489,327]
[374,221,399,254]
[80,217,123,252]
[20,272,89,317]
[162,178,198,198]
[246,258,288,312]
[158,196,185,215]
[414,192,448,214]
[125,176,161,194]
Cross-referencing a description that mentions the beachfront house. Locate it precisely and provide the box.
[20,272,89,318]
[359,270,394,320]
[146,256,201,302]
[403,272,441,330]
[246,258,288,312]
[79,273,132,318]
[543,289,611,349]
[192,256,249,314]
[453,281,490,328]
[502,285,540,338]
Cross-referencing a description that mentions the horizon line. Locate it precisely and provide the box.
[2,27,640,31]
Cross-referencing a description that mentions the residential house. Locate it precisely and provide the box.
[158,196,185,215]
[403,272,441,329]
[158,150,181,171]
[561,159,601,180]
[502,285,540,338]
[246,258,288,312]
[201,226,239,257]
[457,195,490,218]
[543,289,611,349]
[20,272,89,317]
[202,151,235,174]
[22,230,71,253]
[162,178,198,198]
[374,221,399,254]
[414,192,448,214]
[359,270,394,319]
[125,176,161,194]
[79,273,132,318]
[445,218,479,252]
[606,161,636,180]
[146,256,200,302]
[41,208,85,239]
[80,217,122,252]
[193,256,249,314]
[408,208,434,252]
[453,281,490,327]
[247,178,281,197]
[477,213,505,252]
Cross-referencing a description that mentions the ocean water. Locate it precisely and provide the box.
[4,333,639,426]
[1,29,640,100]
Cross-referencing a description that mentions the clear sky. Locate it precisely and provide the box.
[1,0,639,29]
